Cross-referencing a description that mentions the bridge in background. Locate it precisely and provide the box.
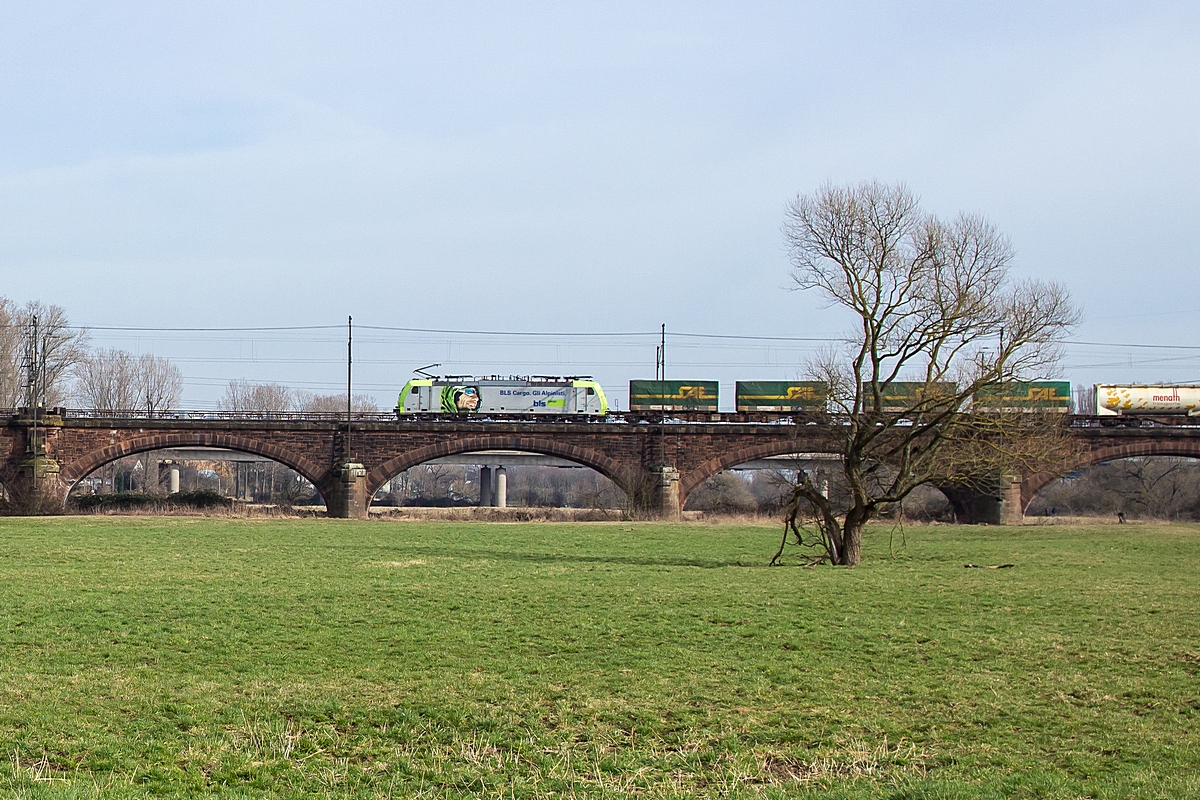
[3,410,1199,521]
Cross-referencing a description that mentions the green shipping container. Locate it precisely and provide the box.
[864,381,958,412]
[974,381,1072,412]
[736,381,828,411]
[629,380,719,412]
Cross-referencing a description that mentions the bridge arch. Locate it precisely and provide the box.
[366,435,635,506]
[678,441,841,510]
[60,432,331,506]
[1022,439,1200,511]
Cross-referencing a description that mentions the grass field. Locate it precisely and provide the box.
[0,517,1196,798]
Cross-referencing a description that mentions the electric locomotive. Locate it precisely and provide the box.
[396,376,607,416]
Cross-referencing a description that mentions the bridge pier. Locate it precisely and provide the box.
[8,462,67,513]
[648,465,681,520]
[495,466,507,508]
[998,475,1024,525]
[941,474,1023,525]
[479,466,492,506]
[327,462,368,519]
[4,416,68,514]
[8,452,66,513]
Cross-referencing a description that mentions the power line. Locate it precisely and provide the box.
[40,321,1200,352]
[1066,341,1200,351]
[358,325,657,337]
[72,322,834,341]
[670,331,840,342]
[73,324,344,332]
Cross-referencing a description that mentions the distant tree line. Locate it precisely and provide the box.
[375,465,625,509]
[1029,457,1200,521]
[0,295,379,416]
[219,379,378,414]
[0,296,184,413]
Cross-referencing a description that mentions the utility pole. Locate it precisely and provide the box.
[657,322,667,465]
[26,315,40,457]
[654,322,666,411]
[331,314,367,519]
[654,323,665,382]
[346,315,353,461]
[648,323,679,518]
[998,326,1005,379]
[16,314,62,511]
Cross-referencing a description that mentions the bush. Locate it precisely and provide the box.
[685,472,759,514]
[70,490,233,512]
[1028,457,1200,520]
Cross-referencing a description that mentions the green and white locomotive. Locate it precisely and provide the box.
[396,376,608,416]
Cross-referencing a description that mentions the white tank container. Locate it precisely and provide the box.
[1093,384,1200,416]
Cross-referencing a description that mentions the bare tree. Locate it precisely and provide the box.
[74,349,140,412]
[215,381,324,503]
[0,299,88,408]
[136,353,183,414]
[777,181,1080,566]
[686,472,759,514]
[403,464,459,504]
[223,382,378,415]
[73,349,184,414]
[1029,457,1200,520]
[296,391,379,413]
[220,380,294,412]
[25,301,89,407]
[0,298,22,408]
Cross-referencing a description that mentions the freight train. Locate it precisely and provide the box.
[395,377,1200,419]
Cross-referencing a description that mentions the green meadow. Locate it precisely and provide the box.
[0,517,1196,798]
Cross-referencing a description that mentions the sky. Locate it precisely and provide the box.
[1,2,1197,409]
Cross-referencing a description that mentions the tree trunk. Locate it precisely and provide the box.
[838,527,862,566]
[838,508,868,566]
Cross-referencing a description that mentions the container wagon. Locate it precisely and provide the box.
[863,381,958,412]
[735,381,828,412]
[973,381,1072,413]
[628,380,719,412]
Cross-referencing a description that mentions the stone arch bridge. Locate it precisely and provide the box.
[2,412,1198,521]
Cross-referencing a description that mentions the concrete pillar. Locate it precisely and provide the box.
[480,466,493,507]
[942,474,1024,525]
[653,465,681,520]
[810,469,829,499]
[327,462,368,519]
[169,467,180,494]
[6,413,67,513]
[998,474,1024,526]
[495,466,507,508]
[12,451,63,513]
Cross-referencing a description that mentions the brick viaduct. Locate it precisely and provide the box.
[2,412,1199,521]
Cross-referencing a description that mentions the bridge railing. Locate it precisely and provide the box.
[3,408,401,423]
[1067,415,1200,428]
[4,409,1195,427]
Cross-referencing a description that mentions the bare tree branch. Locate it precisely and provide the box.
[780,181,1080,565]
